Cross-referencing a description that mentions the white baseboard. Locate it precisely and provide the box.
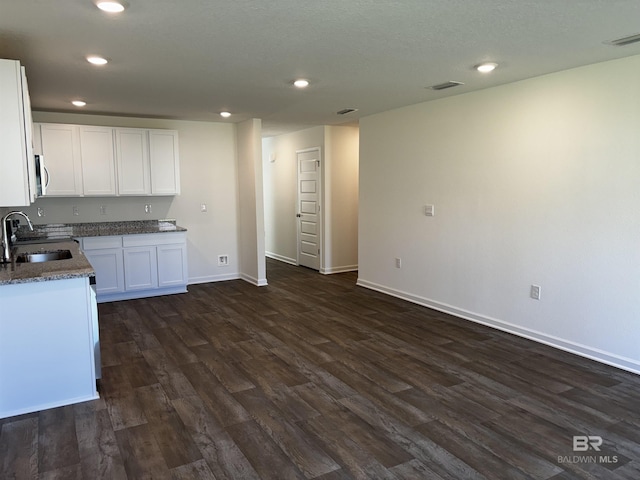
[1,392,99,420]
[241,273,268,287]
[357,278,640,376]
[188,273,241,285]
[97,286,188,303]
[266,252,297,265]
[321,264,358,275]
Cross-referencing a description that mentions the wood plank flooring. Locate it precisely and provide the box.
[2,258,640,479]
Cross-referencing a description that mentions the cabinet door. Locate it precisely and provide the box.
[0,60,31,207]
[20,67,37,204]
[115,128,150,195]
[79,126,116,196]
[149,130,180,195]
[157,243,188,288]
[84,248,125,295]
[124,246,158,291]
[39,123,83,196]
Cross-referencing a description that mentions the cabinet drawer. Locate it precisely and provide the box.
[82,235,123,250]
[122,232,186,247]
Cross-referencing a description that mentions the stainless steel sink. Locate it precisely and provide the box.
[16,249,72,263]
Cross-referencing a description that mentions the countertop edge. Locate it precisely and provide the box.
[0,240,95,286]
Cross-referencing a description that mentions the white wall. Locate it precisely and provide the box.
[359,55,640,373]
[23,112,240,285]
[236,118,266,286]
[324,125,359,273]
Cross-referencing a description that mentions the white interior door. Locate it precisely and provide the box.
[297,148,321,270]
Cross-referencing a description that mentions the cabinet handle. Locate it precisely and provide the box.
[43,165,50,188]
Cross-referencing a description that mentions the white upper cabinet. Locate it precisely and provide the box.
[115,128,151,195]
[79,126,116,196]
[0,59,35,207]
[149,129,180,195]
[35,123,180,197]
[39,123,83,196]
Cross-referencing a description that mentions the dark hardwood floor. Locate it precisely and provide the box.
[2,258,640,479]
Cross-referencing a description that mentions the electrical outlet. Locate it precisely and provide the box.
[37,207,45,217]
[144,204,152,214]
[99,205,107,215]
[218,255,229,266]
[395,257,402,268]
[73,206,79,216]
[530,284,541,300]
[424,204,435,216]
[201,203,207,212]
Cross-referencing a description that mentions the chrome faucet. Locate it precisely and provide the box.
[2,211,34,262]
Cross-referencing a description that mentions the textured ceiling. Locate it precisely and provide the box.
[2,0,640,136]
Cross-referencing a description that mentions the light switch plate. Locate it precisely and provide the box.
[424,204,435,216]
[530,284,541,300]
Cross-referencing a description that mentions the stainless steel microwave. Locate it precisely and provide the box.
[34,154,48,196]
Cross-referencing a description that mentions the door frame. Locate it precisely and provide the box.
[296,146,322,270]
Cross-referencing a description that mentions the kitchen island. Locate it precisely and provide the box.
[0,240,99,419]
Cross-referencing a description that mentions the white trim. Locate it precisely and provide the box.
[241,273,268,286]
[188,273,241,285]
[357,278,640,376]
[1,392,99,420]
[266,251,297,266]
[321,264,358,274]
[97,286,187,303]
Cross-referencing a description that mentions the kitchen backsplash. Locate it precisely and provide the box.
[14,196,175,225]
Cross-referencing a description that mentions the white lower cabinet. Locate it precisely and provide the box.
[84,249,125,295]
[81,236,125,296]
[123,246,158,291]
[0,277,99,419]
[157,243,188,287]
[81,232,187,302]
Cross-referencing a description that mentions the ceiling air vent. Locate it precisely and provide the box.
[337,108,358,115]
[429,81,464,91]
[607,33,640,46]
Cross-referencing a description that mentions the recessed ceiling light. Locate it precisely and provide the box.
[72,100,87,107]
[87,55,108,65]
[475,62,498,73]
[293,79,310,88]
[96,1,125,13]
[220,111,231,118]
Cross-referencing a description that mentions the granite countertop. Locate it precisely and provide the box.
[15,219,187,243]
[0,240,95,286]
[2,220,186,286]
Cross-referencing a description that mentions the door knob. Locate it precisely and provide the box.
[296,213,301,218]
